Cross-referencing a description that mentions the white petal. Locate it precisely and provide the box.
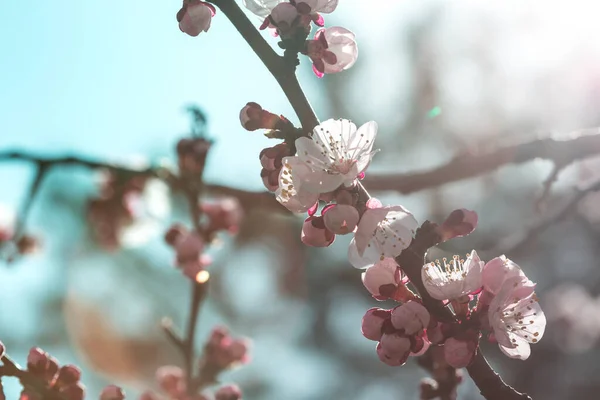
[463,250,484,294]
[373,206,417,258]
[350,121,377,173]
[482,256,526,295]
[297,0,339,13]
[354,207,388,256]
[348,237,380,269]
[499,338,531,360]
[275,157,319,213]
[295,136,330,169]
[311,118,358,158]
[242,0,284,17]
[299,170,344,193]
[322,26,359,74]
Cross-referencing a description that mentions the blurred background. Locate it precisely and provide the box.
[2,0,600,398]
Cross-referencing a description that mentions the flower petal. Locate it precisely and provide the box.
[242,0,285,17]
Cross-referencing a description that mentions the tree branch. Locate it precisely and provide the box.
[466,352,531,400]
[365,129,600,193]
[0,150,284,213]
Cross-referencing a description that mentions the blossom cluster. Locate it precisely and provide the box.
[361,241,546,368]
[243,107,546,368]
[0,345,126,400]
[178,0,358,78]
[142,327,250,400]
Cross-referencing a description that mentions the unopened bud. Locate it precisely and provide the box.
[100,385,126,400]
[56,365,81,387]
[59,383,85,400]
[215,384,242,400]
[239,102,284,131]
[438,209,478,241]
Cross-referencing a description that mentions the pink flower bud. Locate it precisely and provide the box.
[177,0,215,37]
[175,233,204,265]
[228,339,251,365]
[139,391,159,400]
[301,216,335,247]
[240,102,264,131]
[443,337,477,368]
[215,384,242,400]
[376,342,409,367]
[205,327,252,370]
[269,3,299,35]
[361,258,401,300]
[261,168,279,192]
[323,204,359,235]
[306,27,358,77]
[164,224,187,246]
[201,198,243,234]
[59,383,85,400]
[27,347,48,374]
[239,102,280,131]
[391,301,430,335]
[380,333,412,357]
[361,308,391,341]
[260,152,276,170]
[156,365,185,396]
[100,385,126,400]
[56,365,81,387]
[438,209,478,241]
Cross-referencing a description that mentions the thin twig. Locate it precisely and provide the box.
[491,180,600,255]
[13,163,48,240]
[535,163,564,211]
[365,129,600,194]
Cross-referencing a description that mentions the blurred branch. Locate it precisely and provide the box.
[365,129,600,193]
[491,179,600,255]
[13,162,48,240]
[0,150,285,213]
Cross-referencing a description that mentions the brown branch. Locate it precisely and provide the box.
[467,352,531,400]
[365,129,600,194]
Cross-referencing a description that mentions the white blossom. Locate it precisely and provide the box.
[294,118,378,193]
[348,200,417,269]
[421,250,484,301]
[488,276,546,360]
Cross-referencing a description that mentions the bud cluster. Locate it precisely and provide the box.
[87,173,149,250]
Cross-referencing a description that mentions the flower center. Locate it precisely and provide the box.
[330,158,356,175]
[429,255,469,280]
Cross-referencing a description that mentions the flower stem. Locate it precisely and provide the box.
[467,352,532,400]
